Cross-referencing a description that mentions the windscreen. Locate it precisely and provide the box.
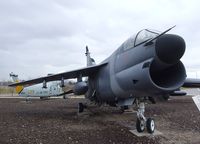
[135,29,160,46]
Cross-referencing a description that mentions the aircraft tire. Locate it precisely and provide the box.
[136,118,145,133]
[120,105,128,113]
[146,118,155,134]
[63,95,66,99]
[78,103,84,113]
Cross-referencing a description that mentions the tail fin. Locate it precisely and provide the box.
[9,72,24,94]
[10,72,20,82]
[85,46,96,67]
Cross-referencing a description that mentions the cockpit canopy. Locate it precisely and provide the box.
[122,29,160,51]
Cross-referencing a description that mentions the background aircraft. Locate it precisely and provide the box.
[10,26,200,134]
[10,72,72,100]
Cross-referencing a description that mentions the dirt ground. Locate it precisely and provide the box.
[0,96,199,144]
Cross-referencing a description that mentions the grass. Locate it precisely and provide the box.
[0,86,16,94]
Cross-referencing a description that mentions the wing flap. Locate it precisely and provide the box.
[9,62,107,87]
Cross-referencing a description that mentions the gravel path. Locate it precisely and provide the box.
[0,96,199,144]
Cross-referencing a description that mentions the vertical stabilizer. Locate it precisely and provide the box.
[85,46,96,67]
[10,72,24,94]
[10,72,19,82]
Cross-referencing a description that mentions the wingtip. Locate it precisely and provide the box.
[8,83,16,87]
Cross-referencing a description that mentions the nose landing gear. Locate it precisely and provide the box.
[136,101,155,134]
[146,118,155,133]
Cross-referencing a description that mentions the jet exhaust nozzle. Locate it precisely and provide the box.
[149,60,186,90]
[155,34,185,64]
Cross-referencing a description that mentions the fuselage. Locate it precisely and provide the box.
[87,29,186,104]
[19,81,64,97]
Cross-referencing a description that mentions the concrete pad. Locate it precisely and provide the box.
[192,95,200,111]
[129,129,162,137]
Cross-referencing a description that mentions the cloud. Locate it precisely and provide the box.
[0,0,200,80]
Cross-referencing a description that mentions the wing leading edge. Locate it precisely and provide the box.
[9,62,108,87]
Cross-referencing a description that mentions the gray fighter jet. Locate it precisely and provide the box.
[10,26,200,133]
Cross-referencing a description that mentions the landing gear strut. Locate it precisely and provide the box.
[136,101,155,133]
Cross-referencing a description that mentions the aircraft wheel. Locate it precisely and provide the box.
[120,105,128,113]
[136,118,145,133]
[123,105,129,110]
[78,103,84,113]
[146,118,155,134]
[40,97,44,100]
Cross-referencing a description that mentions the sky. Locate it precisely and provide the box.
[0,0,200,81]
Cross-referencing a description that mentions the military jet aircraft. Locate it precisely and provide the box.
[9,26,200,134]
[10,72,72,100]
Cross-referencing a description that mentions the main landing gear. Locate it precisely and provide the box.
[136,101,155,134]
[63,95,67,99]
[78,103,87,113]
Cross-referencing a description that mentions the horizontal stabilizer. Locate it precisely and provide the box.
[182,78,200,88]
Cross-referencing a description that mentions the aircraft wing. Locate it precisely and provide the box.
[57,89,74,96]
[9,62,107,87]
[182,78,200,88]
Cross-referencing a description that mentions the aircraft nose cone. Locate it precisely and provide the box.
[155,34,185,64]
